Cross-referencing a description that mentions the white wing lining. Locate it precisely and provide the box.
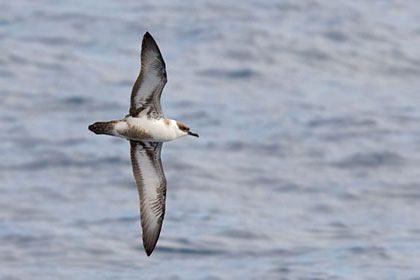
[129,32,167,118]
[130,141,166,256]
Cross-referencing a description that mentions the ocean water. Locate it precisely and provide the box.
[1,0,420,279]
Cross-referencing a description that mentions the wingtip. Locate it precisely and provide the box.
[141,31,158,50]
[144,244,156,256]
[142,231,160,256]
[143,31,152,39]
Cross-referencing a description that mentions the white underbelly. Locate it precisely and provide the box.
[121,117,176,142]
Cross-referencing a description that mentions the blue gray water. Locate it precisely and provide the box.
[1,0,420,279]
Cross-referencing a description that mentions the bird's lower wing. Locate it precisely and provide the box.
[130,140,166,256]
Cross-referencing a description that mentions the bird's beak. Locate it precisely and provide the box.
[188,131,199,138]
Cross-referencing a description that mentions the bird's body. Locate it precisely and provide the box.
[88,32,198,256]
[89,116,184,142]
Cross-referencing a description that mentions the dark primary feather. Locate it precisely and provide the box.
[129,32,167,118]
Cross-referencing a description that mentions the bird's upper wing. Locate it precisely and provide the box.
[130,140,166,256]
[129,32,167,118]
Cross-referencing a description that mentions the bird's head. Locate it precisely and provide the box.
[176,121,199,138]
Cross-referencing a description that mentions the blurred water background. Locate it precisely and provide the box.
[1,0,420,279]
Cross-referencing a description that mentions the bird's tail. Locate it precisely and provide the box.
[88,121,117,135]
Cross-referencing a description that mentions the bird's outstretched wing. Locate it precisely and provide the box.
[130,140,166,256]
[129,32,167,118]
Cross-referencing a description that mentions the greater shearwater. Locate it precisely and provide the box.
[88,32,199,256]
